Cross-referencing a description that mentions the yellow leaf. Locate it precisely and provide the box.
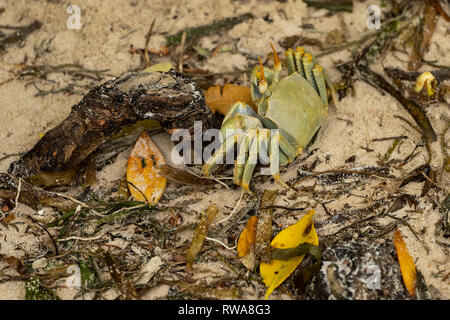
[126,132,166,204]
[394,229,416,297]
[260,210,318,300]
[142,62,174,73]
[205,84,256,115]
[237,216,258,257]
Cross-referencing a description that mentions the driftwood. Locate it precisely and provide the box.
[8,70,213,178]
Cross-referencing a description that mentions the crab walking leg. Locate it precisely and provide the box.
[257,128,271,167]
[313,64,329,107]
[268,130,281,180]
[285,48,296,76]
[294,47,306,78]
[278,132,299,160]
[203,133,241,175]
[302,53,319,93]
[233,129,253,186]
[241,128,260,191]
[268,130,291,189]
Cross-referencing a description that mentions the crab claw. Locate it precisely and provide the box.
[258,57,268,94]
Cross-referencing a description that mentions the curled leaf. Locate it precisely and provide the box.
[394,229,417,297]
[27,168,77,187]
[237,216,258,257]
[143,62,174,73]
[126,132,166,204]
[186,204,219,271]
[237,216,258,270]
[260,210,318,300]
[414,71,437,97]
[157,164,214,186]
[205,84,256,115]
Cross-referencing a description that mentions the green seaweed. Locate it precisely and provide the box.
[302,0,353,12]
[25,276,60,300]
[79,259,97,286]
[165,13,253,46]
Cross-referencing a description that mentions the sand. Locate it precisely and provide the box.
[0,0,448,300]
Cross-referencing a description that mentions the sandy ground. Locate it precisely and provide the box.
[0,0,449,300]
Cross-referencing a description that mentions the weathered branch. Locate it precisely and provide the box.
[8,70,213,178]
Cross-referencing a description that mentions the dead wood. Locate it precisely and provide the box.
[7,70,213,178]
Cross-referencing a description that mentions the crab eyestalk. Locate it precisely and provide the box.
[258,57,268,94]
[271,42,281,83]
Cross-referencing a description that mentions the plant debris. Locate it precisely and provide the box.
[127,132,166,204]
[165,13,253,46]
[394,229,417,297]
[186,204,219,271]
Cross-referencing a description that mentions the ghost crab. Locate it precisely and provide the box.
[203,44,334,191]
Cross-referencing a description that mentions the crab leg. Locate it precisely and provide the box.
[241,128,260,191]
[313,64,329,107]
[302,52,319,94]
[278,132,299,160]
[268,130,281,180]
[233,129,253,186]
[203,133,241,175]
[285,48,296,76]
[294,47,306,78]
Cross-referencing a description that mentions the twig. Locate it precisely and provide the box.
[52,191,89,208]
[205,236,237,250]
[178,31,186,73]
[0,20,41,51]
[386,213,429,253]
[144,18,156,68]
[293,168,389,185]
[214,190,244,225]
[260,205,306,211]
[58,232,106,242]
[14,178,22,207]
[357,64,436,144]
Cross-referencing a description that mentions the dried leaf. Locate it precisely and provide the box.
[408,5,438,71]
[0,213,15,225]
[237,216,258,270]
[255,190,278,263]
[186,204,219,271]
[127,132,166,204]
[157,164,214,186]
[205,84,256,115]
[105,251,140,300]
[237,216,258,257]
[394,229,417,297]
[143,62,174,73]
[27,168,77,187]
[5,256,27,275]
[260,210,318,300]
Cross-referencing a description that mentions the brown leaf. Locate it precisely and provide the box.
[157,164,214,186]
[205,84,256,115]
[1,213,15,225]
[5,256,27,275]
[237,216,258,257]
[104,251,140,300]
[186,204,219,271]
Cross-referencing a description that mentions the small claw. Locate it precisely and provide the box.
[258,57,268,94]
